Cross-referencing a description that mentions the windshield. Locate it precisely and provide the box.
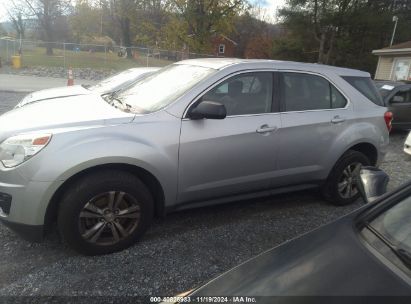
[369,196,411,253]
[116,64,216,114]
[89,69,154,94]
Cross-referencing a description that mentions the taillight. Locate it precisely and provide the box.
[384,111,393,132]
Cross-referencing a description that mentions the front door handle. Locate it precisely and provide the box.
[256,125,278,134]
[331,115,346,124]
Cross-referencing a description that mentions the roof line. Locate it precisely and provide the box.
[219,34,238,46]
[372,48,411,55]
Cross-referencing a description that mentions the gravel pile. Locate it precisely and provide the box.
[0,92,410,297]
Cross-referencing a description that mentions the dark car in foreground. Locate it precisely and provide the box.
[178,168,411,301]
[375,80,411,130]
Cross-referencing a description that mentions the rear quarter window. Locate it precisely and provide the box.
[343,76,384,106]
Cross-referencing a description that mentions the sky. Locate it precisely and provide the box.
[251,0,286,22]
[0,0,287,23]
[0,0,7,22]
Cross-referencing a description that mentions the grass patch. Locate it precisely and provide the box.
[15,47,173,70]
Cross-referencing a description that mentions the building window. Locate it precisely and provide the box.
[219,44,225,54]
[392,58,411,81]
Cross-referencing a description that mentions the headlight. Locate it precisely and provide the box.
[0,134,52,168]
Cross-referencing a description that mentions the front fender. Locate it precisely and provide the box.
[16,116,181,221]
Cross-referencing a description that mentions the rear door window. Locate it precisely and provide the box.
[280,72,347,111]
[343,76,384,106]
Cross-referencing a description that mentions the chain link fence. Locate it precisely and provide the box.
[0,38,218,70]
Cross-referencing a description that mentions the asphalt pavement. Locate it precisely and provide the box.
[0,91,410,298]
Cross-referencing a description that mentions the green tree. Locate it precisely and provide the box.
[132,0,170,48]
[232,11,279,58]
[109,0,140,58]
[277,0,411,73]
[6,1,26,40]
[279,0,352,64]
[167,0,248,53]
[70,0,102,43]
[21,0,72,55]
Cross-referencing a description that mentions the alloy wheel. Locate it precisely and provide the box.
[78,191,140,246]
[337,162,361,199]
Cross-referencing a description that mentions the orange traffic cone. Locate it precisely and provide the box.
[67,67,74,86]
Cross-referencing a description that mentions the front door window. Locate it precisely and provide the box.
[202,72,273,116]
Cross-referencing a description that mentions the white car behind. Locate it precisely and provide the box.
[404,132,411,155]
[15,67,160,108]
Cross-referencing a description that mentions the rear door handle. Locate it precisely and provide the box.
[331,115,346,124]
[256,125,278,134]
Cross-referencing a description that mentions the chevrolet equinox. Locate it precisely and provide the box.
[0,59,391,255]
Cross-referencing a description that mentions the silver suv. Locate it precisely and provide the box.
[0,59,391,255]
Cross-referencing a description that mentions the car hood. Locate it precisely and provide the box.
[16,85,90,107]
[0,94,134,141]
[192,212,411,298]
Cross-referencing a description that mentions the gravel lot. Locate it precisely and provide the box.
[0,91,410,298]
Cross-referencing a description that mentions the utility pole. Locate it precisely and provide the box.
[100,0,103,35]
[390,16,398,46]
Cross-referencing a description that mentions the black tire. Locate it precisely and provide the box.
[57,170,154,255]
[323,150,370,206]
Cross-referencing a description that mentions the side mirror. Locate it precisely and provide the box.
[355,166,389,203]
[391,95,405,103]
[189,101,227,120]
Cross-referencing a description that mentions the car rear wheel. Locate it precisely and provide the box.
[323,150,370,206]
[57,170,154,255]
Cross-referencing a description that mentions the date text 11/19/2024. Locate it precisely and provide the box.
[151,296,257,303]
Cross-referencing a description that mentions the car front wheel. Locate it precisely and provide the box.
[323,150,370,206]
[57,170,154,255]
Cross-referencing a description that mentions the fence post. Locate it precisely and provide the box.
[63,42,66,69]
[146,48,149,67]
[104,45,107,67]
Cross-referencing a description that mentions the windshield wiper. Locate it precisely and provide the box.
[102,92,146,114]
[105,89,125,101]
[366,224,411,269]
[102,93,129,111]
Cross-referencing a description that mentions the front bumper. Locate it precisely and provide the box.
[0,179,55,224]
[0,164,61,241]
